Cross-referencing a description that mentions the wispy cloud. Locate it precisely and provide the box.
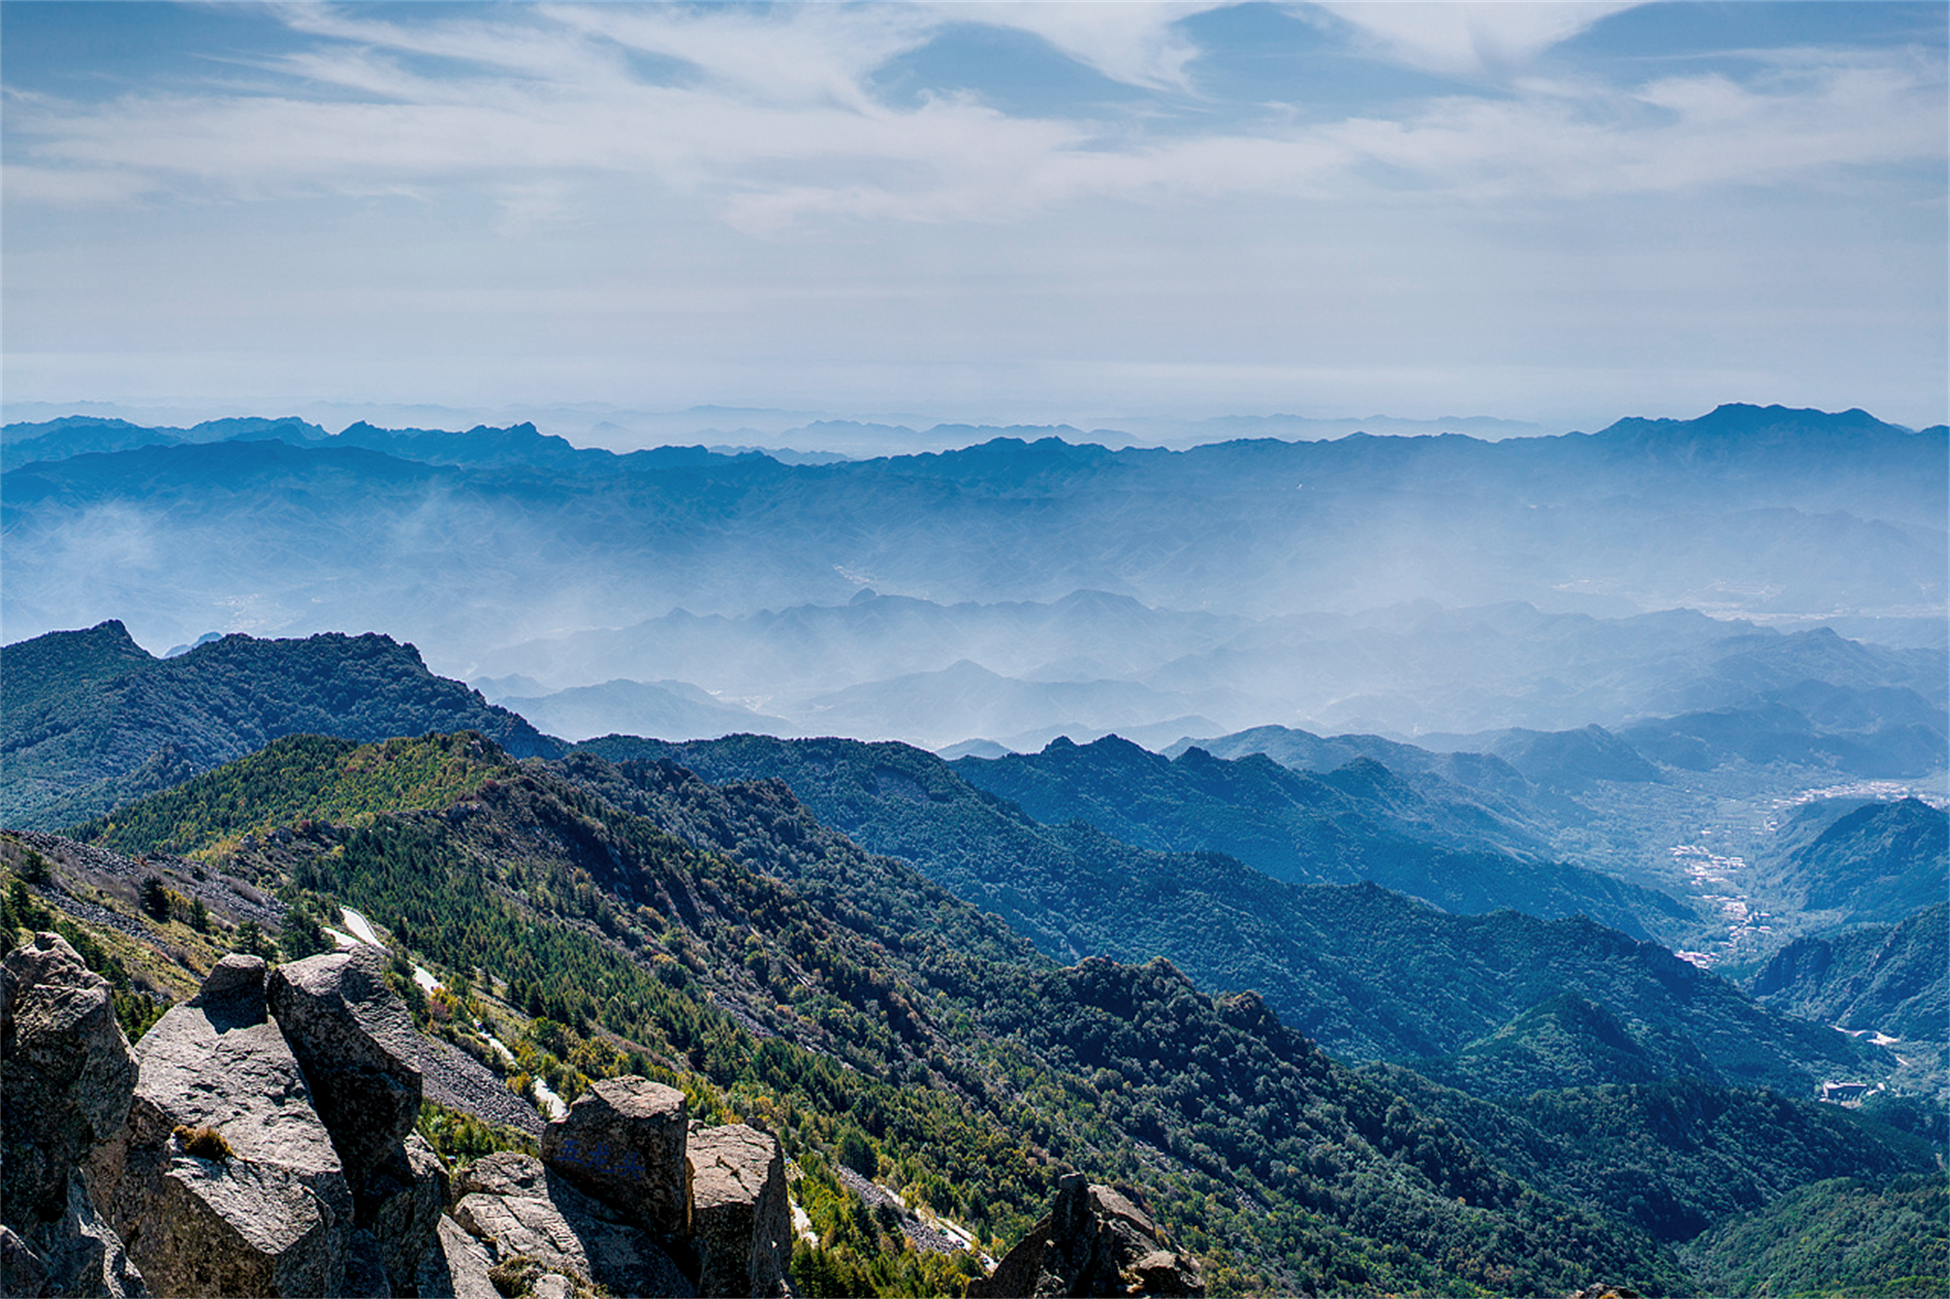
[1309,2,1638,79]
[950,2,1216,92]
[10,3,1933,232]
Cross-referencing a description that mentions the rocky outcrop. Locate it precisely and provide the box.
[414,1214,498,1299]
[8,940,795,1299]
[91,953,353,1298]
[1,932,145,1298]
[358,1131,449,1293]
[451,1151,694,1298]
[686,1123,789,1299]
[973,1173,1202,1298]
[2,932,139,1222]
[541,1075,690,1235]
[269,946,424,1183]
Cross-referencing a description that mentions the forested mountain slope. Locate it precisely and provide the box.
[1773,799,1949,923]
[1753,903,1949,1045]
[583,734,1883,1094]
[0,620,560,829]
[945,734,1687,933]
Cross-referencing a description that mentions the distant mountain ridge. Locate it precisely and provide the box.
[5,405,1941,681]
[950,733,1565,885]
[478,594,1946,749]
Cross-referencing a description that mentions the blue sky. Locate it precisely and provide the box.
[3,1,1945,436]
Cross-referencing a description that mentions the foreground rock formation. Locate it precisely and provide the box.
[541,1075,690,1236]
[2,934,798,1298]
[686,1123,790,1298]
[1,932,145,1298]
[973,1172,1202,1298]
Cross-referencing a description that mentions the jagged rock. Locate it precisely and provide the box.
[0,1176,145,1299]
[0,1226,46,1297]
[359,1132,449,1293]
[0,1189,137,1299]
[531,1273,578,1299]
[91,957,350,1298]
[413,1215,498,1299]
[686,1123,789,1298]
[200,952,270,1006]
[2,932,138,1227]
[973,1173,1202,1298]
[540,1075,689,1234]
[268,946,424,1183]
[1,932,146,1298]
[451,1152,693,1298]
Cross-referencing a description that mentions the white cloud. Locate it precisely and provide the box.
[3,2,1940,233]
[943,2,1218,92]
[1308,2,1641,79]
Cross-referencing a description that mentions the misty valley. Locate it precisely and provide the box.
[2,404,1944,1298]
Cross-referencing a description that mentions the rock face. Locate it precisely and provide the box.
[358,1131,449,1294]
[414,1214,498,1299]
[1,932,139,1224]
[973,1173,1202,1298]
[452,1151,694,1298]
[541,1075,690,1235]
[92,954,352,1298]
[1,932,145,1298]
[686,1123,789,1299]
[268,946,424,1183]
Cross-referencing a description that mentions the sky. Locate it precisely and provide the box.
[3,1,1946,438]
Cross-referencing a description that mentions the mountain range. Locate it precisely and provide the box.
[3,399,1946,1296]
[5,407,1942,745]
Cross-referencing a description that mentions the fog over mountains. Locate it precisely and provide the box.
[4,404,1943,755]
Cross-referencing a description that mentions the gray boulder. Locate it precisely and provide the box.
[358,1132,449,1293]
[268,946,424,1183]
[1,932,145,1298]
[1,932,138,1226]
[686,1124,789,1298]
[0,1176,145,1299]
[92,956,351,1298]
[973,1173,1201,1298]
[413,1215,497,1299]
[530,1273,578,1299]
[199,951,270,1006]
[113,1148,348,1298]
[451,1152,693,1298]
[540,1075,688,1234]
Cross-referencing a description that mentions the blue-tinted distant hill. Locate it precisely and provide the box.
[0,620,561,828]
[0,414,326,470]
[4,404,1941,677]
[1771,799,1950,924]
